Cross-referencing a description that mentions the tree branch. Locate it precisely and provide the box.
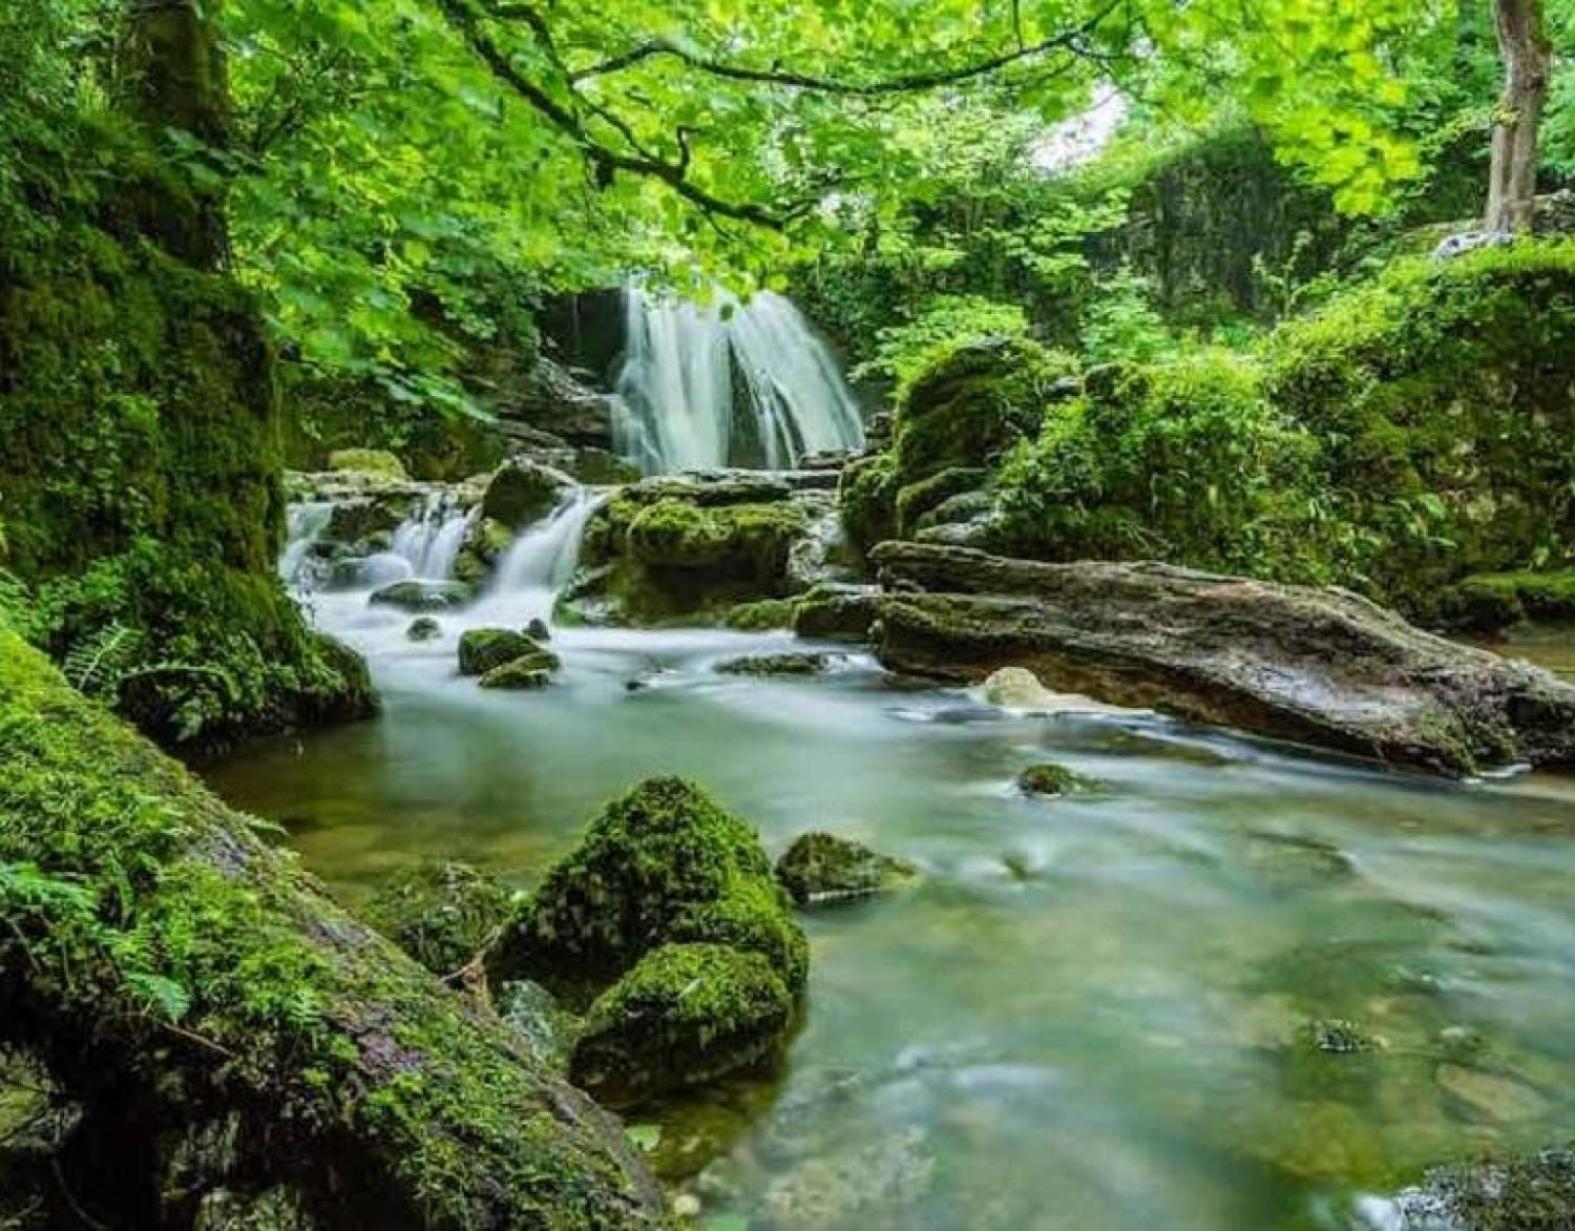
[569,0,1121,90]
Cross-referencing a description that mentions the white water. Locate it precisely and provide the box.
[281,502,334,585]
[491,488,601,593]
[613,287,865,473]
[389,494,472,580]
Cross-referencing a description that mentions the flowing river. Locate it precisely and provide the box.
[210,572,1575,1230]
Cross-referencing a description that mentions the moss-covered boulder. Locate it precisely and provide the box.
[368,579,474,612]
[327,448,408,480]
[723,598,800,631]
[480,458,575,528]
[495,777,808,1001]
[453,515,516,586]
[570,944,794,1108]
[1381,1144,1575,1229]
[775,832,920,906]
[363,861,519,976]
[715,652,833,677]
[561,477,825,625]
[458,627,553,676]
[406,616,442,642]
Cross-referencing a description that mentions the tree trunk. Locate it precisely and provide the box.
[0,625,665,1228]
[117,0,231,266]
[1484,0,1552,232]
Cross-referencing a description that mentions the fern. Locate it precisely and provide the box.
[61,621,145,699]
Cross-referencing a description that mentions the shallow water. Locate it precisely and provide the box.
[210,590,1575,1230]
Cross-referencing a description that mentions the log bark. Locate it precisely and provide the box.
[1484,0,1552,232]
[0,625,665,1228]
[870,542,1575,777]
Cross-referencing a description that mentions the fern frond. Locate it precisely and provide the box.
[61,622,145,699]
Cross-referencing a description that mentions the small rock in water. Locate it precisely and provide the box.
[369,579,475,612]
[775,832,920,906]
[527,617,551,642]
[1303,1018,1381,1055]
[1016,762,1099,797]
[478,659,552,690]
[980,666,1129,715]
[406,616,442,642]
[715,652,833,677]
[459,627,557,677]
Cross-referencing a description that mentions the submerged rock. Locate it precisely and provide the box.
[478,659,552,690]
[362,861,518,976]
[715,652,833,677]
[458,627,557,677]
[1373,1145,1575,1230]
[570,943,794,1107]
[775,832,920,905]
[1302,1018,1381,1055]
[368,579,474,612]
[1016,762,1098,797]
[870,542,1575,777]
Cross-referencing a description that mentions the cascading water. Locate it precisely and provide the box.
[390,494,473,580]
[492,488,602,593]
[613,287,865,474]
[280,502,334,586]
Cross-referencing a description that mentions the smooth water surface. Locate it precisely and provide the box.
[210,593,1575,1230]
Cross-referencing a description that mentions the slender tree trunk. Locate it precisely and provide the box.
[1484,0,1552,232]
[117,0,231,266]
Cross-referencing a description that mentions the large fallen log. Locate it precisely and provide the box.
[0,624,665,1228]
[869,543,1575,777]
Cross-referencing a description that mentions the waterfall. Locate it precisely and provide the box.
[492,489,602,593]
[390,494,472,580]
[281,502,334,585]
[613,287,865,474]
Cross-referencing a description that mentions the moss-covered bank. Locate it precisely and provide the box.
[0,623,663,1227]
[0,221,373,750]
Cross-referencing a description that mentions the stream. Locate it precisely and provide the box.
[210,568,1575,1230]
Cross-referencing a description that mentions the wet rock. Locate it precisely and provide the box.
[527,617,552,642]
[570,943,794,1107]
[715,652,833,677]
[458,627,556,676]
[1016,762,1098,797]
[327,448,407,480]
[362,860,518,976]
[454,515,515,586]
[723,598,799,631]
[1375,1144,1575,1230]
[1303,1018,1381,1055]
[480,458,576,528]
[406,617,442,642]
[792,584,881,642]
[775,832,920,905]
[1436,1063,1547,1122]
[497,979,579,1072]
[478,659,552,690]
[368,579,474,612]
[870,542,1575,777]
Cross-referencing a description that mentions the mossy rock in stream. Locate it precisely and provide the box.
[494,777,807,1003]
[478,658,553,690]
[570,943,794,1108]
[1382,1143,1575,1230]
[368,579,475,612]
[1016,762,1099,797]
[362,861,519,976]
[458,628,555,677]
[775,832,920,906]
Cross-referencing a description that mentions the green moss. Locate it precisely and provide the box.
[1443,570,1575,631]
[0,223,372,750]
[499,776,808,1004]
[570,943,793,1107]
[839,452,901,552]
[722,598,799,631]
[327,448,408,480]
[894,466,989,537]
[362,861,519,977]
[477,658,552,690]
[1016,762,1100,797]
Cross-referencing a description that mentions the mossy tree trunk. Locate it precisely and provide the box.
[117,0,231,267]
[0,624,664,1227]
[1484,0,1551,233]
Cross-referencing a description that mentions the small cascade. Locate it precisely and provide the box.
[613,287,865,474]
[492,488,602,593]
[280,502,334,586]
[390,494,473,580]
